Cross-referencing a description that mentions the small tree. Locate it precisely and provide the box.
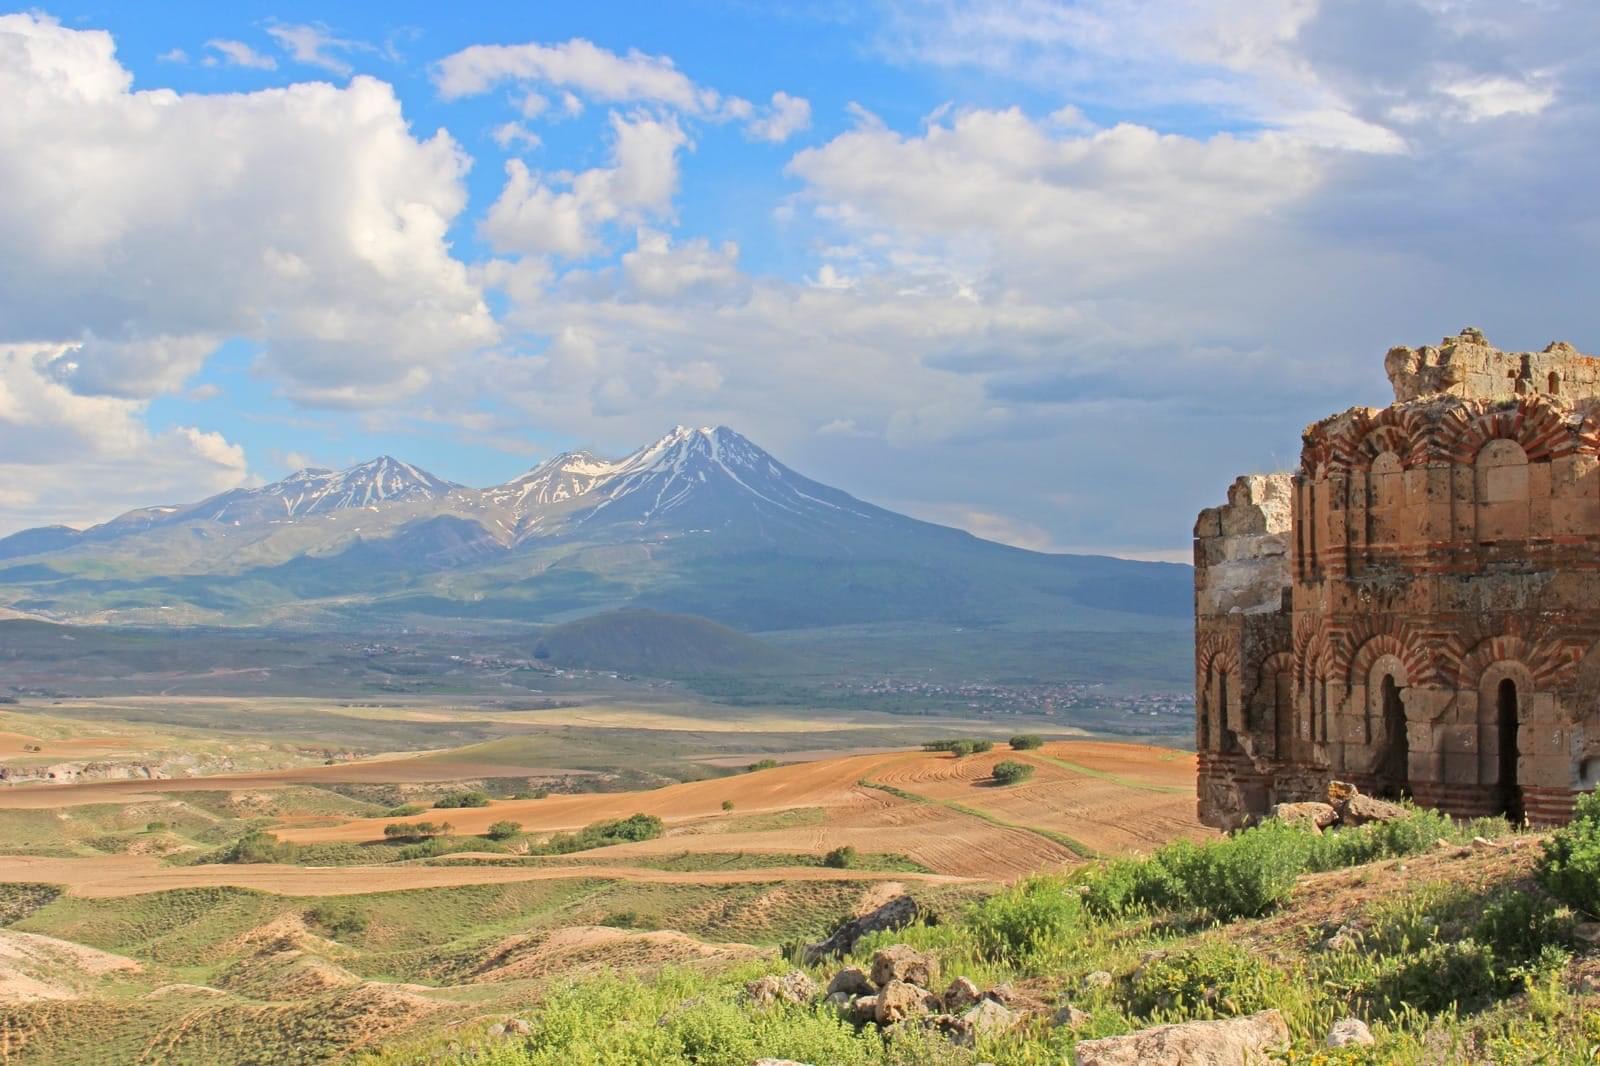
[1009,734,1044,751]
[721,800,735,812]
[991,760,1035,786]
[824,845,857,869]
[486,820,522,841]
[434,790,491,809]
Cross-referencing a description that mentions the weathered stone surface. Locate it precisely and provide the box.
[803,895,917,962]
[1074,1009,1290,1066]
[1197,329,1600,833]
[1084,970,1114,989]
[1327,1017,1375,1047]
[1270,801,1339,831]
[874,980,939,1025]
[960,999,1021,1040]
[844,995,878,1025]
[942,975,981,1012]
[870,944,939,989]
[1052,1004,1091,1028]
[745,971,817,1007]
[826,966,874,998]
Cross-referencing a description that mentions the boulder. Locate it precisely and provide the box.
[1327,783,1407,826]
[824,991,851,1010]
[1052,1004,1091,1028]
[803,894,918,962]
[983,981,1016,1005]
[745,970,818,1007]
[874,980,940,1025]
[871,944,940,989]
[943,975,981,1012]
[1084,970,1114,989]
[1326,1017,1374,1047]
[1073,1009,1290,1066]
[949,999,1021,1046]
[844,995,878,1025]
[1270,801,1339,832]
[826,966,875,997]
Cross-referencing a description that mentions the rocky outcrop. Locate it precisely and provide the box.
[744,971,817,1007]
[869,944,939,989]
[803,894,917,963]
[1327,1017,1374,1047]
[1073,1009,1290,1066]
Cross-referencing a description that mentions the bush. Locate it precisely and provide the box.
[1130,941,1292,1018]
[386,803,425,817]
[383,820,452,842]
[721,800,735,812]
[308,903,368,938]
[746,759,780,773]
[144,821,169,833]
[991,760,1035,786]
[967,875,1085,963]
[532,813,665,855]
[823,845,856,869]
[433,790,490,809]
[1541,790,1600,916]
[1009,734,1044,750]
[218,829,292,864]
[486,820,522,841]
[921,739,994,757]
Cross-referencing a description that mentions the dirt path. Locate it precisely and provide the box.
[2,854,977,899]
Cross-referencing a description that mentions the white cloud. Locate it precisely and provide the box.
[157,47,186,64]
[266,22,366,76]
[0,344,249,533]
[0,13,496,408]
[434,37,722,113]
[745,90,811,142]
[481,113,688,257]
[205,38,276,70]
[1441,75,1554,120]
[492,120,541,150]
[619,230,747,303]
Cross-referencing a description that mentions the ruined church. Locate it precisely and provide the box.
[1196,329,1600,828]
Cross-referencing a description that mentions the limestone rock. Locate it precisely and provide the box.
[1327,1017,1374,1047]
[1084,970,1114,989]
[942,975,981,1012]
[803,894,917,962]
[844,994,878,1025]
[824,991,851,1010]
[1270,801,1339,832]
[949,999,1021,1046]
[874,980,939,1025]
[983,980,1016,1005]
[870,944,940,989]
[1339,792,1408,826]
[1073,1009,1290,1066]
[1052,1004,1091,1028]
[745,970,817,1007]
[826,966,874,998]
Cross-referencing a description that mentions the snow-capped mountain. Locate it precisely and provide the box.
[0,426,1192,630]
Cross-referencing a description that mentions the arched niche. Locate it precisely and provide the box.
[1365,654,1411,797]
[1474,438,1530,543]
[1476,660,1534,822]
[1365,450,1404,550]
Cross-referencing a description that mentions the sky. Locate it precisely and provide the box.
[1,1,1596,560]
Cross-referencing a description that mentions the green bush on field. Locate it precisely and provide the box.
[746,759,780,773]
[486,820,522,841]
[217,829,294,864]
[966,874,1086,964]
[823,845,856,869]
[532,813,665,855]
[385,803,425,817]
[1540,789,1600,916]
[308,902,368,939]
[383,820,452,842]
[721,800,735,812]
[433,790,491,809]
[921,739,994,757]
[990,760,1035,786]
[1008,734,1044,750]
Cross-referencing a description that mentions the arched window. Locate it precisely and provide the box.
[1548,371,1561,396]
[1496,678,1523,823]
[1366,451,1403,551]
[1377,674,1408,798]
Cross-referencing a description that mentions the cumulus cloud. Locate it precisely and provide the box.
[266,22,367,76]
[0,344,249,533]
[745,90,811,142]
[434,37,722,113]
[0,13,496,407]
[481,113,688,257]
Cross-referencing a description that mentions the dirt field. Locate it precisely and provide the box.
[266,741,1208,880]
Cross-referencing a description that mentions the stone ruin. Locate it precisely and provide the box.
[1196,328,1600,828]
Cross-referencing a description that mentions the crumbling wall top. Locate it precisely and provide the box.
[1385,327,1598,404]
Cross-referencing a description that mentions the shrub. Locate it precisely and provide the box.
[747,759,780,773]
[144,821,168,833]
[308,903,368,938]
[1009,734,1044,750]
[218,829,291,864]
[1130,941,1291,1018]
[383,820,451,842]
[532,789,551,799]
[1541,790,1600,916]
[385,803,425,817]
[968,875,1085,963]
[486,820,522,841]
[721,800,735,812]
[433,790,490,809]
[921,739,994,757]
[991,759,1035,786]
[823,845,856,869]
[532,813,664,855]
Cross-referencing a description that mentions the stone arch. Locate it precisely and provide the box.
[1439,396,1578,465]
[1294,618,1335,745]
[1196,631,1241,754]
[1336,622,1435,690]
[1474,438,1530,542]
[1455,633,1574,694]
[1254,651,1296,760]
[1365,654,1411,797]
[1475,659,1535,821]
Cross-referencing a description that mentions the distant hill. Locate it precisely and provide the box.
[0,425,1192,684]
[533,609,800,677]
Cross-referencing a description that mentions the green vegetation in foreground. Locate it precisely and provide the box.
[859,778,1095,860]
[417,850,930,874]
[367,807,1600,1066]
[921,739,994,757]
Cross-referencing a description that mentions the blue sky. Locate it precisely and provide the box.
[2,2,1596,557]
